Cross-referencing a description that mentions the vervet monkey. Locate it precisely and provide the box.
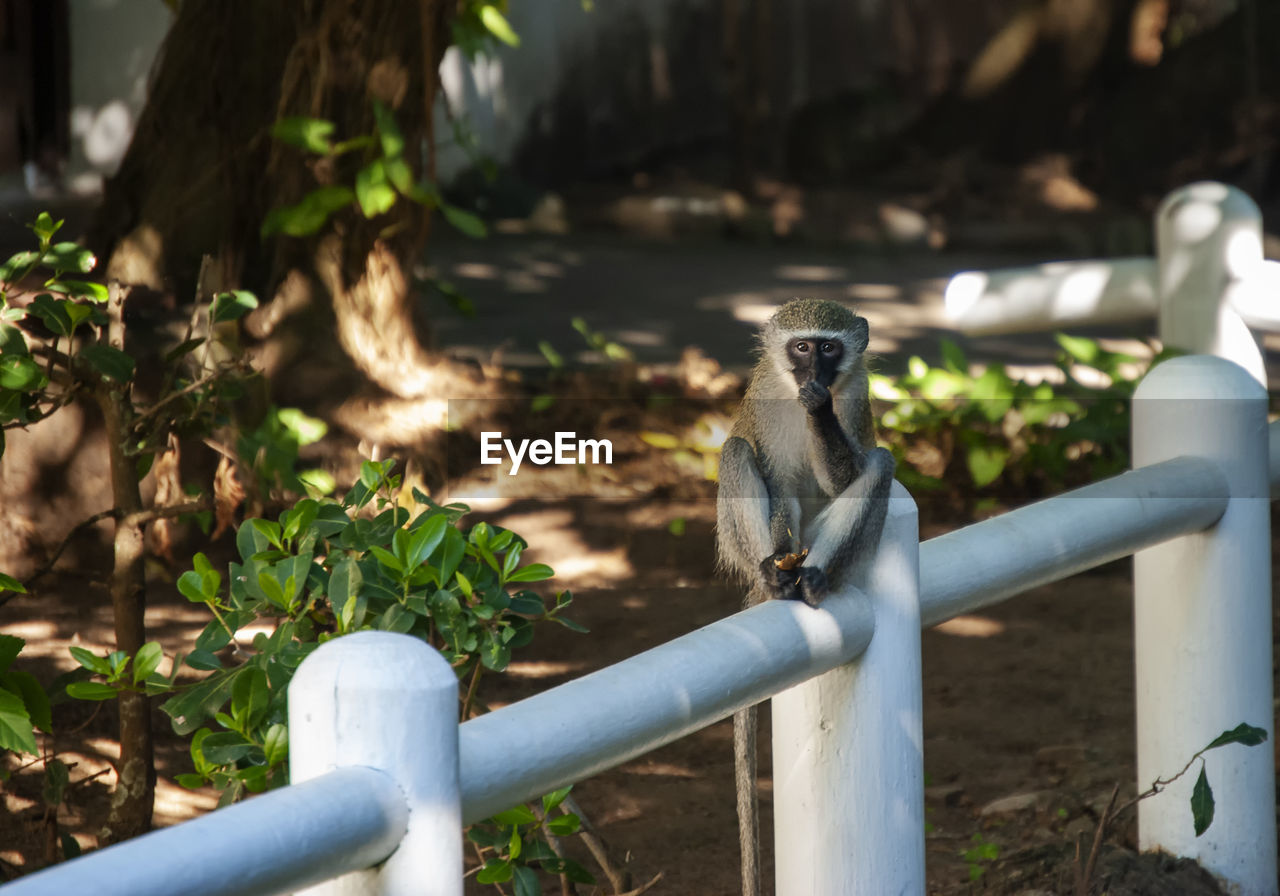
[716,298,894,896]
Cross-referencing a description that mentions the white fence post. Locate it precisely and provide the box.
[1132,355,1276,895]
[771,481,923,895]
[290,631,463,896]
[1155,182,1267,386]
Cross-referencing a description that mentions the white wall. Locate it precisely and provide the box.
[66,0,172,192]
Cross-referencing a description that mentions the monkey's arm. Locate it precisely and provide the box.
[798,381,865,497]
[796,446,895,606]
[716,436,802,604]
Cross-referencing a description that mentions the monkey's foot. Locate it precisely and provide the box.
[759,553,802,602]
[795,567,829,607]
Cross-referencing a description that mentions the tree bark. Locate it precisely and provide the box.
[95,283,154,844]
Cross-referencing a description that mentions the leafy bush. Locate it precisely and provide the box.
[871,335,1177,504]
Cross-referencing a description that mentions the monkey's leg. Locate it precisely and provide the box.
[734,704,762,896]
[718,436,799,601]
[800,447,895,606]
[717,437,772,590]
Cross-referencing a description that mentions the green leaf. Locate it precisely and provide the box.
[371,101,406,159]
[211,290,259,324]
[476,858,513,885]
[541,786,572,814]
[0,574,22,600]
[329,555,363,631]
[939,338,968,374]
[511,865,540,896]
[0,688,38,754]
[271,116,336,154]
[231,667,270,728]
[261,186,356,238]
[28,293,75,336]
[491,805,537,826]
[408,514,448,569]
[547,813,581,836]
[383,156,415,194]
[185,648,223,671]
[965,443,1009,489]
[507,563,554,583]
[440,203,487,238]
[1191,764,1214,836]
[28,212,61,243]
[1204,723,1269,750]
[80,343,135,383]
[45,242,96,274]
[277,408,327,446]
[199,731,257,765]
[355,159,398,218]
[4,670,50,734]
[177,570,211,603]
[0,355,48,392]
[479,4,521,46]
[68,646,110,675]
[132,642,164,684]
[55,279,109,303]
[263,722,289,766]
[0,634,22,670]
[1056,333,1100,365]
[65,681,119,701]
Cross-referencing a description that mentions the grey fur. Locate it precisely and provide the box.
[715,298,894,896]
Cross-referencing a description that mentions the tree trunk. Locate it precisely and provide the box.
[95,283,154,844]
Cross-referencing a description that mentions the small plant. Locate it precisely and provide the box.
[59,457,600,891]
[962,831,1000,881]
[1074,722,1269,895]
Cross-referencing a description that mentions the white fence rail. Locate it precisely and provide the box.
[4,183,1277,896]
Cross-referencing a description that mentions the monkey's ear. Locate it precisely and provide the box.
[851,317,869,355]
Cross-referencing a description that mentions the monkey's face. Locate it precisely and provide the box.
[785,336,844,388]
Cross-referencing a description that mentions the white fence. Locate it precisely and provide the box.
[3,183,1277,896]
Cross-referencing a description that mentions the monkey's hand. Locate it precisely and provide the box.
[795,566,829,607]
[797,380,832,414]
[759,553,803,602]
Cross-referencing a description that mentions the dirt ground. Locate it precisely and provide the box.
[3,465,1275,894]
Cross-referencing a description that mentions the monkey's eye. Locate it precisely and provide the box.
[820,341,837,355]
[795,341,810,354]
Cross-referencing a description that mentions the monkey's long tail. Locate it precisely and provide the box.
[734,704,762,896]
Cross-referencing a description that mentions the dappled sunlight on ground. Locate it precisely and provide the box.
[504,660,587,679]
[933,614,1007,637]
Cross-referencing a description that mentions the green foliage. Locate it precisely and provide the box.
[264,101,486,241]
[962,832,999,881]
[469,787,595,891]
[154,457,581,819]
[0,635,50,755]
[1182,723,1268,837]
[452,1,521,58]
[872,336,1179,500]
[236,406,331,499]
[0,214,109,444]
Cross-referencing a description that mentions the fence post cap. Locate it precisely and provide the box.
[1156,181,1261,236]
[292,631,455,692]
[1134,354,1266,402]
